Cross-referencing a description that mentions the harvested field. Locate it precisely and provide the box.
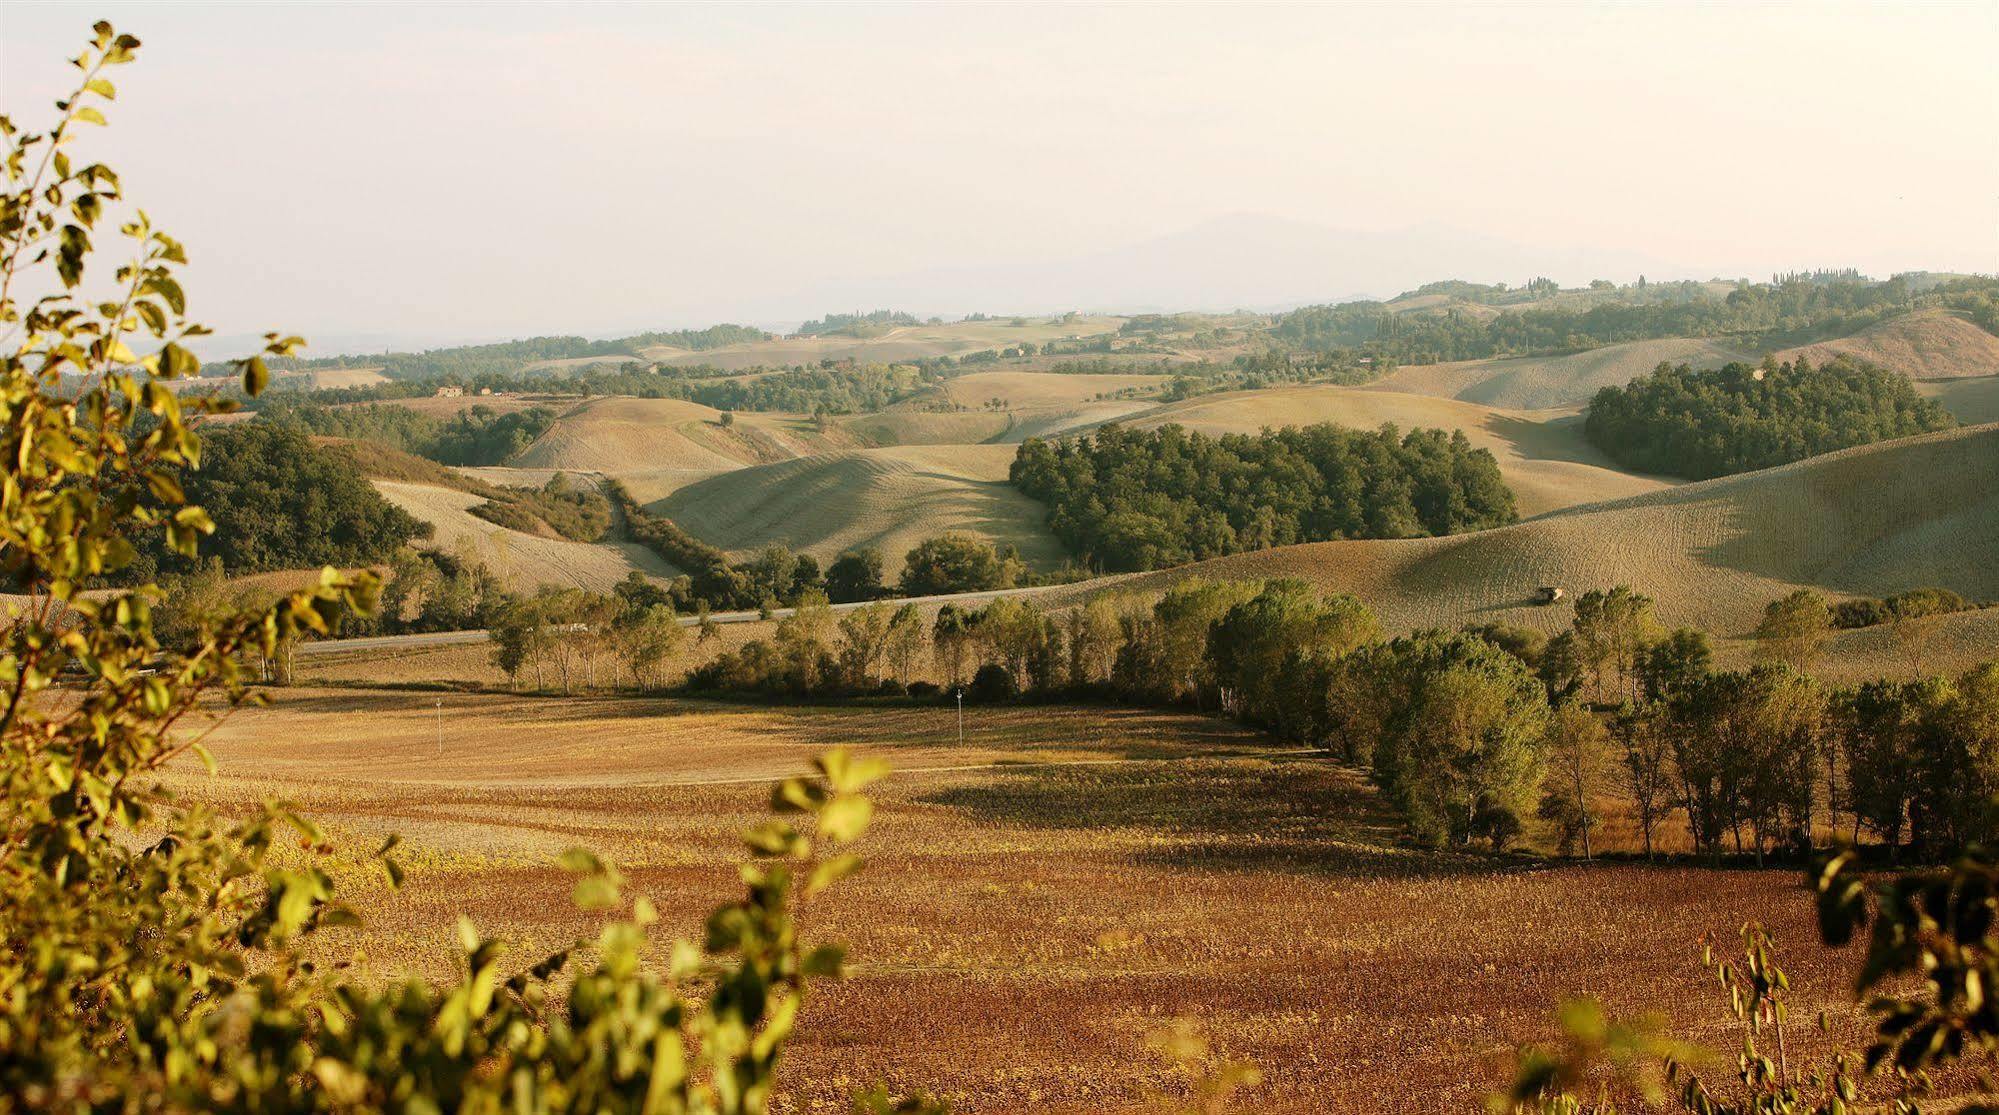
[1118,384,1674,518]
[357,393,573,418]
[375,480,675,592]
[653,444,1066,576]
[1063,423,1999,642]
[163,689,1885,1113]
[1365,337,1753,409]
[1775,308,1999,380]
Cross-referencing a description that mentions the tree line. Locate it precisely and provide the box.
[1582,354,1956,479]
[1009,422,1516,572]
[1271,273,1999,365]
[684,577,1999,864]
[258,397,560,465]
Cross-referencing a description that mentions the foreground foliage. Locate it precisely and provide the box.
[1,28,912,1113]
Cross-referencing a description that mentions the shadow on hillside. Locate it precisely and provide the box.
[920,757,1510,880]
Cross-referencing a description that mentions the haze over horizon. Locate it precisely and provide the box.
[3,1,1994,356]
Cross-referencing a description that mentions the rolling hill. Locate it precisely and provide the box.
[1114,383,1675,518]
[1068,423,1999,642]
[1364,337,1755,410]
[373,480,675,592]
[1919,374,1999,425]
[650,443,1066,577]
[511,396,859,472]
[1775,309,1999,381]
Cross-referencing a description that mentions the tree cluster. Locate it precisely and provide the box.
[1010,422,1516,572]
[1582,355,1955,479]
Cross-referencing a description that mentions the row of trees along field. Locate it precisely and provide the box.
[681,578,1997,864]
[1583,354,1957,479]
[1009,422,1516,572]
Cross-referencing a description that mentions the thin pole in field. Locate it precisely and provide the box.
[956,688,963,746]
[435,698,443,755]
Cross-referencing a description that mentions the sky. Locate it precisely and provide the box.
[3,1,1995,354]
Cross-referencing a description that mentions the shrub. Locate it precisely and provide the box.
[967,662,1019,703]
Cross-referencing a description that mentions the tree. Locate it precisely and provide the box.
[1208,580,1378,726]
[0,35,905,1110]
[1569,587,1660,705]
[932,605,973,689]
[613,602,685,689]
[1613,703,1674,860]
[825,548,886,603]
[1064,596,1123,688]
[884,603,926,686]
[1542,701,1610,859]
[1754,589,1832,674]
[900,533,1009,595]
[1384,636,1549,848]
[836,601,897,688]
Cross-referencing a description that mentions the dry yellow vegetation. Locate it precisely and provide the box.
[1776,308,1999,380]
[1366,337,1754,409]
[161,689,1879,1113]
[1120,384,1674,518]
[1069,423,1999,643]
[652,443,1066,576]
[373,480,674,592]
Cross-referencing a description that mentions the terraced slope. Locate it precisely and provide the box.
[1073,424,1999,640]
[1365,338,1753,409]
[653,444,1065,576]
[1776,309,1999,381]
[1115,384,1674,518]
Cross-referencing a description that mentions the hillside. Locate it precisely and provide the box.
[1071,423,1999,641]
[1775,309,1999,381]
[1365,337,1754,409]
[652,443,1066,577]
[511,396,858,472]
[374,480,675,592]
[1115,383,1674,518]
[1919,373,1999,425]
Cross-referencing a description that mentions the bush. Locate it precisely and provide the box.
[967,663,1019,703]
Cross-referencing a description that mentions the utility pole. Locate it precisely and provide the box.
[955,688,963,747]
[435,698,443,755]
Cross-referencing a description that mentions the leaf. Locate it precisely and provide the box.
[74,106,107,126]
[571,875,620,911]
[817,795,873,845]
[240,355,268,396]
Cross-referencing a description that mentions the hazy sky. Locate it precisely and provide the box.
[3,1,1995,352]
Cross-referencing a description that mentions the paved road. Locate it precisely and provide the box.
[296,581,1101,658]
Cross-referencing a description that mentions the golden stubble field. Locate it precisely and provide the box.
[163,687,1887,1113]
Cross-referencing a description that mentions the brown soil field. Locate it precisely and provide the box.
[1118,384,1675,518]
[1776,309,1999,381]
[374,480,675,592]
[1365,338,1753,410]
[360,393,575,418]
[652,444,1067,576]
[841,409,1013,447]
[160,689,1890,1113]
[1920,373,1999,425]
[1063,423,1999,642]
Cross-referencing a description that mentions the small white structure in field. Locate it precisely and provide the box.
[1535,586,1565,605]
